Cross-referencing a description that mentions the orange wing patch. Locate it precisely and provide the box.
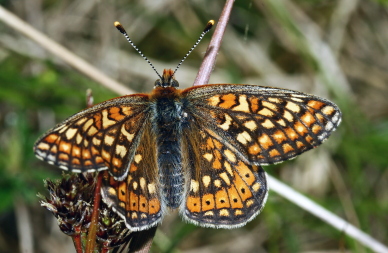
[34,95,150,175]
[102,171,162,231]
[185,84,341,165]
[181,127,268,229]
[101,123,162,231]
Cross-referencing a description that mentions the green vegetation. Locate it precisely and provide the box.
[0,1,387,252]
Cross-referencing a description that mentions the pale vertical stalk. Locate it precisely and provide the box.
[14,197,34,253]
[193,0,235,86]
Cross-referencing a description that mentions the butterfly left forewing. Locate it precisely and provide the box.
[182,84,341,165]
[34,95,151,178]
[181,125,268,228]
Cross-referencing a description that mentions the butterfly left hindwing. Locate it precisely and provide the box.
[101,122,163,231]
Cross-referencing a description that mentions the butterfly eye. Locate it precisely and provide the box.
[154,79,162,87]
[171,80,179,87]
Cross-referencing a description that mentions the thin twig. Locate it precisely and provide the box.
[267,176,388,253]
[192,0,235,86]
[72,234,83,253]
[0,6,133,95]
[84,86,101,253]
[85,173,103,253]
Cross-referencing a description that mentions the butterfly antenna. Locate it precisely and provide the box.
[114,21,162,79]
[173,20,215,75]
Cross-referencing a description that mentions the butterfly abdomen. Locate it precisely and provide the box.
[152,88,185,208]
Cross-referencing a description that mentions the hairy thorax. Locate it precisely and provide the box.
[151,86,186,208]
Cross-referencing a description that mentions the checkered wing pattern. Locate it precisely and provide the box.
[181,125,268,228]
[34,95,151,180]
[101,123,163,231]
[183,84,341,166]
[34,77,342,232]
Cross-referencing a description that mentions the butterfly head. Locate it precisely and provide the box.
[154,69,179,88]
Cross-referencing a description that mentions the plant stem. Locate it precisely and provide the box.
[193,0,235,86]
[85,173,103,253]
[72,234,83,253]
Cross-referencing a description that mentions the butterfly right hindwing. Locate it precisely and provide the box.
[180,121,268,228]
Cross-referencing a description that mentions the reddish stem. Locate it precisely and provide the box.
[85,173,103,253]
[193,0,235,86]
[72,233,83,253]
[101,246,109,253]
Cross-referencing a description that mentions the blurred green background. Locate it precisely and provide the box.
[0,0,387,252]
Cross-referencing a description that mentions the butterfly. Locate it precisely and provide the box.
[34,21,341,232]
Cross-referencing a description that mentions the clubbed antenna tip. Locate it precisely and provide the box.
[114,20,214,81]
[114,21,162,79]
[114,21,126,34]
[204,20,215,33]
[173,20,215,75]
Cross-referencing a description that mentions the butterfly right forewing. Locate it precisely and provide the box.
[183,84,341,165]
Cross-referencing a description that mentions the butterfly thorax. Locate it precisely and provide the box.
[151,72,187,209]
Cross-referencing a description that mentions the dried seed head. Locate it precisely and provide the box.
[39,172,132,249]
[39,173,95,235]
